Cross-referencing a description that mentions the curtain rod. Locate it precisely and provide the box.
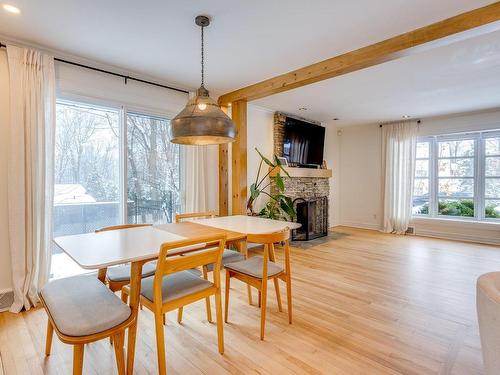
[379,120,421,128]
[0,42,189,94]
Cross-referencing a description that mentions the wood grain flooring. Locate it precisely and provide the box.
[1,227,499,374]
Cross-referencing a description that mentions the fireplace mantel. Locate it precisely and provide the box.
[269,166,332,179]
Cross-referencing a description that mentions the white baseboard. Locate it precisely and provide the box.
[415,228,500,246]
[339,221,383,231]
[336,220,500,246]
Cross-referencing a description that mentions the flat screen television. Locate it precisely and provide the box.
[282,117,325,167]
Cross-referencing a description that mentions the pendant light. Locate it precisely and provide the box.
[170,15,236,145]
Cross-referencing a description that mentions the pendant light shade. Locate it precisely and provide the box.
[171,86,236,145]
[170,16,236,145]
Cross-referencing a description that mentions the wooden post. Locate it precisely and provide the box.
[231,100,248,215]
[218,144,229,216]
[218,105,229,216]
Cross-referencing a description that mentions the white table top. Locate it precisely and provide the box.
[192,215,301,234]
[54,215,300,270]
[53,226,199,270]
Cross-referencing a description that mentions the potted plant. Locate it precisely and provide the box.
[247,148,296,221]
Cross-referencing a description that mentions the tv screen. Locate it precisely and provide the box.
[283,117,325,166]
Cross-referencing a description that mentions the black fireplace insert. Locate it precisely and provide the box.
[292,196,328,241]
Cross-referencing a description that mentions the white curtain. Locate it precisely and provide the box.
[182,145,209,213]
[382,121,418,234]
[7,45,56,312]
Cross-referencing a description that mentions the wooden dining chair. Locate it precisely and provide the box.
[121,233,226,375]
[95,223,156,292]
[39,275,134,375]
[175,211,244,322]
[224,228,292,340]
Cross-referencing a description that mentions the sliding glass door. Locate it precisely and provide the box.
[54,101,121,237]
[52,100,180,279]
[126,112,180,224]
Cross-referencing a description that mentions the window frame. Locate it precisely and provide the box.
[55,95,183,226]
[413,130,500,222]
[483,130,500,220]
[412,137,432,217]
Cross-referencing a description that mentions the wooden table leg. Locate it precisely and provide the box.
[126,261,143,375]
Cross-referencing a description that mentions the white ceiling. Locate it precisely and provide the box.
[1,0,498,125]
[254,29,500,125]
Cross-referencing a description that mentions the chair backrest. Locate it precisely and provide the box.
[153,234,227,303]
[246,228,291,245]
[95,223,152,233]
[247,228,291,278]
[175,211,217,223]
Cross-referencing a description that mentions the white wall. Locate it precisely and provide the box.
[56,62,187,117]
[323,123,341,226]
[0,50,12,292]
[335,108,500,244]
[246,105,274,213]
[334,123,383,230]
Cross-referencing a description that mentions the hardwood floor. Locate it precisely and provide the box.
[1,227,499,374]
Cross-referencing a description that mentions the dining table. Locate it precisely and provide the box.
[53,214,300,374]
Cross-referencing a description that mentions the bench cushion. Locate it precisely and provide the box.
[205,249,245,272]
[140,271,213,304]
[225,256,284,279]
[107,261,157,282]
[40,275,131,337]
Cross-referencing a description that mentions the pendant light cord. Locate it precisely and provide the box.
[201,25,205,87]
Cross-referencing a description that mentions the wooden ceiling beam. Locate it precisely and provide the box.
[218,2,500,105]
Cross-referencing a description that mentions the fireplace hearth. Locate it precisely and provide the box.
[292,197,328,241]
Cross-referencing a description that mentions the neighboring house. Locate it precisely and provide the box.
[54,184,96,205]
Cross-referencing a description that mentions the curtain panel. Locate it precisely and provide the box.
[382,121,418,234]
[7,45,56,312]
[182,145,209,213]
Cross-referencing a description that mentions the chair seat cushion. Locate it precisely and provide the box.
[140,271,213,304]
[106,261,157,282]
[40,275,131,337]
[205,249,245,272]
[187,268,202,277]
[225,256,284,279]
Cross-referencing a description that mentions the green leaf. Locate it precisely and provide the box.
[249,183,260,200]
[255,148,273,167]
[273,154,291,177]
[274,174,285,192]
[281,197,296,219]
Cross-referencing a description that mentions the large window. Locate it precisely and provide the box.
[52,100,180,278]
[412,131,500,221]
[54,102,120,237]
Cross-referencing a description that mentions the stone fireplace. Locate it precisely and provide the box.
[271,112,331,239]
